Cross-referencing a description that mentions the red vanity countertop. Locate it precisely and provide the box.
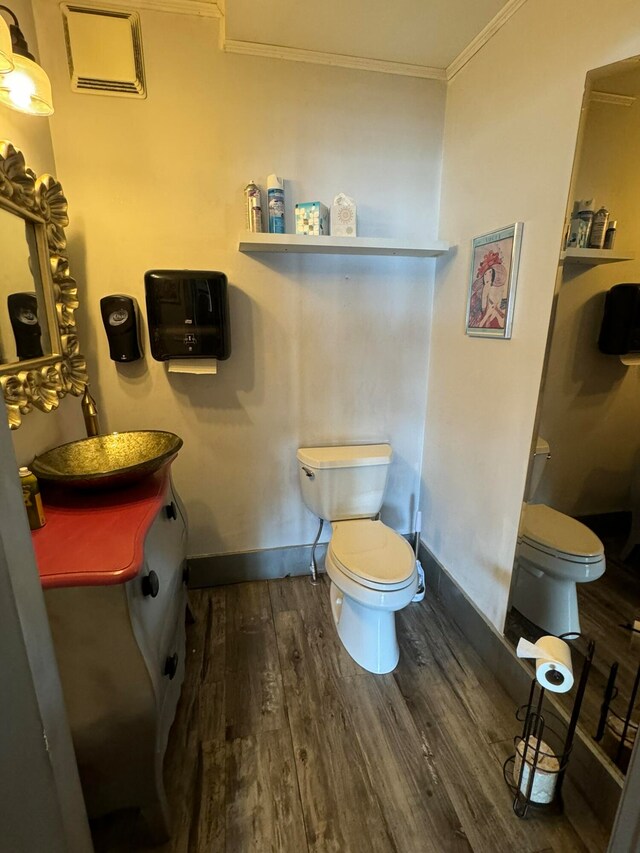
[32,466,171,589]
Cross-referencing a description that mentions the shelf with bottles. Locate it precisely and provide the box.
[238,232,450,257]
[560,248,635,266]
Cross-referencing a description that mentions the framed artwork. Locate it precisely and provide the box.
[465,222,523,339]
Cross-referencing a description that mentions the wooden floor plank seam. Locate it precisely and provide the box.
[267,589,313,853]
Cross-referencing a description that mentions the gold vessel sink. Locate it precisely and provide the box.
[32,430,183,489]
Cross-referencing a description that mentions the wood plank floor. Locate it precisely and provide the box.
[93,576,609,853]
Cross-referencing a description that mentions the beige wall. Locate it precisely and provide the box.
[538,92,640,517]
[420,1,640,630]
[0,0,85,466]
[32,7,446,556]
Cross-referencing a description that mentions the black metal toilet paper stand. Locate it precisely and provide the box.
[595,657,640,771]
[503,637,595,818]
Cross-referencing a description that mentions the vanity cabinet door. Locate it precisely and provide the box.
[127,482,187,702]
[44,584,159,819]
[158,614,187,759]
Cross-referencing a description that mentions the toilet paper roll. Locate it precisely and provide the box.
[514,736,559,804]
[516,636,574,693]
[167,358,217,375]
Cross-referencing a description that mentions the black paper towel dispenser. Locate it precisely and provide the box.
[144,270,231,362]
[598,283,640,355]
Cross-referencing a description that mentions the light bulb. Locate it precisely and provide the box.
[7,68,34,109]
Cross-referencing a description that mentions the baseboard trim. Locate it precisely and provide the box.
[188,542,327,587]
[189,532,413,587]
[418,540,623,833]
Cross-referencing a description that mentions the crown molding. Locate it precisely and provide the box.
[221,38,447,80]
[446,0,528,81]
[590,90,636,107]
[99,0,529,81]
[66,0,222,17]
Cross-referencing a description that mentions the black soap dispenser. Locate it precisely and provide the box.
[100,295,143,362]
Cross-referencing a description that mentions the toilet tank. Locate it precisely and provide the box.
[296,444,392,521]
[528,436,550,501]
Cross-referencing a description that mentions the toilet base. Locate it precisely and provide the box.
[512,559,581,636]
[330,581,399,674]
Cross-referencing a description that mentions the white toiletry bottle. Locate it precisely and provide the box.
[577,199,595,247]
[267,174,285,234]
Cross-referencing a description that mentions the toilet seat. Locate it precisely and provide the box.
[329,519,416,591]
[521,504,604,564]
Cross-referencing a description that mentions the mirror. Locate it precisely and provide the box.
[0,209,51,364]
[505,56,640,775]
[0,140,87,429]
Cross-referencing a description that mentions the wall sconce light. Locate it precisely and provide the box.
[0,5,53,116]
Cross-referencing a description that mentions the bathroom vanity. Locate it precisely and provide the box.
[32,465,187,839]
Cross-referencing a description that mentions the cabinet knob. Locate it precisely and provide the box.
[164,653,179,680]
[141,570,160,598]
[165,502,177,520]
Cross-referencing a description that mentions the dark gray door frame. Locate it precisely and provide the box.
[0,413,92,852]
[608,736,640,852]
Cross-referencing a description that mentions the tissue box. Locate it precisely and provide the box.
[330,193,357,237]
[295,202,329,236]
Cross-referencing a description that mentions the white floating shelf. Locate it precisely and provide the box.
[560,248,635,265]
[238,232,450,257]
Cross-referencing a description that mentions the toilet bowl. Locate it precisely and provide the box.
[512,503,605,636]
[326,519,418,673]
[296,443,418,674]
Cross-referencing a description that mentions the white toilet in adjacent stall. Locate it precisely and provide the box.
[511,437,606,636]
[297,443,418,674]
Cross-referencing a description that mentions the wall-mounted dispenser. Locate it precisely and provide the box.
[100,295,143,362]
[598,284,640,364]
[144,270,231,371]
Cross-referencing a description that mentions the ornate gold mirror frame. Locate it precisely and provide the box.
[0,141,87,429]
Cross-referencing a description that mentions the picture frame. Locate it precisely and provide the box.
[465,222,523,339]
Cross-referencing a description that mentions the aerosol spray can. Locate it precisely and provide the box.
[589,206,609,249]
[604,220,617,250]
[244,181,263,233]
[267,174,285,234]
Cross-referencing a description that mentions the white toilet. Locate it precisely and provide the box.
[511,437,606,636]
[297,443,418,674]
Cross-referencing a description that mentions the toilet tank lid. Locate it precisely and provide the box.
[297,444,392,469]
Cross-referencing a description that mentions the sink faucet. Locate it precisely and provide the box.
[81,384,101,437]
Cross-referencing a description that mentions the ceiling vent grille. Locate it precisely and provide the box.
[62,5,146,98]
